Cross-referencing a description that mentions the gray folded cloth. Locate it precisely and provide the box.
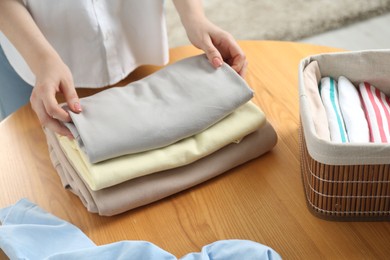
[65,54,254,163]
[45,122,277,216]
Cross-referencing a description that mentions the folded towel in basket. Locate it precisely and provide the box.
[302,61,330,141]
[359,82,390,143]
[65,54,254,163]
[319,77,349,143]
[45,122,277,216]
[58,101,265,191]
[338,76,369,143]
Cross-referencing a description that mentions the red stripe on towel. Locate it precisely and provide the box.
[365,82,387,142]
[375,87,390,141]
[359,87,374,142]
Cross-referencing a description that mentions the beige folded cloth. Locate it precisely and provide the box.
[45,122,277,216]
[302,61,330,141]
[58,101,265,191]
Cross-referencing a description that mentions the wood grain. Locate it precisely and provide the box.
[1,41,389,259]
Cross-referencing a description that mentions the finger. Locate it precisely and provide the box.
[226,41,246,74]
[202,37,223,68]
[33,100,72,136]
[238,60,249,77]
[42,90,71,122]
[61,78,82,114]
[32,80,71,122]
[45,117,73,137]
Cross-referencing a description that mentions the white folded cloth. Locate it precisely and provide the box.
[337,76,369,142]
[319,77,349,143]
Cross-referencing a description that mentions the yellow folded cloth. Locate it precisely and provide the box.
[58,101,265,191]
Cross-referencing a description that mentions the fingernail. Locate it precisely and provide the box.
[67,134,74,140]
[74,102,82,112]
[212,57,223,68]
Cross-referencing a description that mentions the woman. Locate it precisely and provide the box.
[0,0,247,136]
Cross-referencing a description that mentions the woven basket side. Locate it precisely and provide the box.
[299,124,390,221]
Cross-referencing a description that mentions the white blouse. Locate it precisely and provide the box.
[0,0,169,88]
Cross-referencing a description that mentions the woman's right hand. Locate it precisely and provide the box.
[0,0,82,137]
[30,55,82,137]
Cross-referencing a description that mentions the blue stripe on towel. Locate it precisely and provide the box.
[329,78,347,143]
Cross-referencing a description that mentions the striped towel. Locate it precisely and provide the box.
[319,77,349,143]
[359,82,390,143]
[338,76,369,143]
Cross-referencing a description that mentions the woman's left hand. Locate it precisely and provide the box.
[173,0,247,77]
[184,18,248,77]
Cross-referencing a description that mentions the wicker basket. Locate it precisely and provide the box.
[300,125,390,221]
[298,50,390,221]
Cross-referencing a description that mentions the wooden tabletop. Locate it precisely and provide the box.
[1,41,389,259]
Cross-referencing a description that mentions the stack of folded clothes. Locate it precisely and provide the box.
[44,54,277,216]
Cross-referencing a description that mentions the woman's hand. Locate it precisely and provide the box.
[0,0,81,136]
[184,18,247,77]
[30,55,81,137]
[173,0,248,77]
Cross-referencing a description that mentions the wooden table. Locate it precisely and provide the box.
[1,41,389,259]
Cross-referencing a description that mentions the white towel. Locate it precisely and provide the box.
[359,82,390,143]
[337,76,369,143]
[319,77,349,143]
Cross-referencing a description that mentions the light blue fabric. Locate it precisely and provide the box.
[0,45,33,120]
[0,199,282,260]
[0,199,95,259]
[180,240,281,260]
[47,241,175,260]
